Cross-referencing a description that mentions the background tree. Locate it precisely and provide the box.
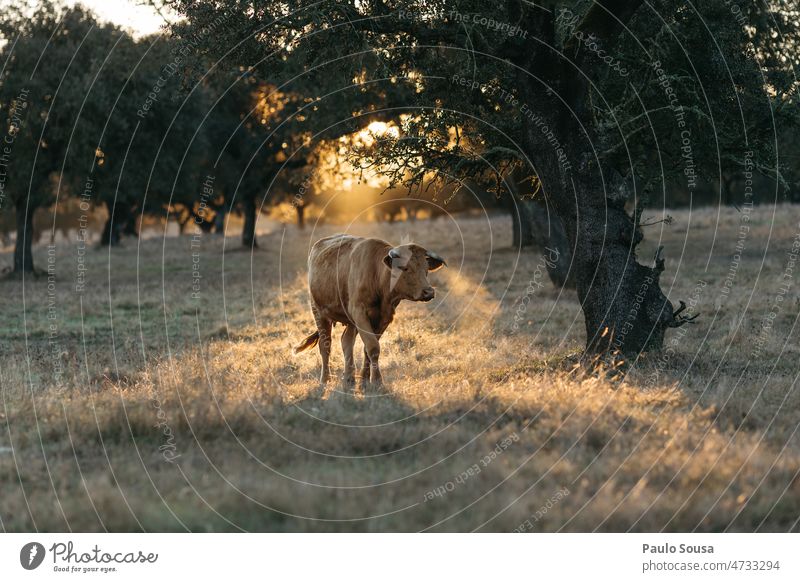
[0,2,102,273]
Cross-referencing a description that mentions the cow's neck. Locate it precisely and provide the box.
[376,285,402,332]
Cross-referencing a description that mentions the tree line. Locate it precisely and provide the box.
[2,0,799,357]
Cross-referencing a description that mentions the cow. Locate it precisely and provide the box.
[293,234,446,387]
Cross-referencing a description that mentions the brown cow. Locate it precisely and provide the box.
[294,234,446,387]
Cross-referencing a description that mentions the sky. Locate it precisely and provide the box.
[66,0,171,37]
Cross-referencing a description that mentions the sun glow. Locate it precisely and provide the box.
[357,121,400,147]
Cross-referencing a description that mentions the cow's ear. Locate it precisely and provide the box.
[426,251,447,272]
[383,248,400,270]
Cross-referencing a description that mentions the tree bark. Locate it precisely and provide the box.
[535,204,576,290]
[242,196,258,249]
[13,202,35,273]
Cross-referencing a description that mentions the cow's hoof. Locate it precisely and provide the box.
[342,376,356,390]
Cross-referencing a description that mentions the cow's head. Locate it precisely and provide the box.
[383,243,446,302]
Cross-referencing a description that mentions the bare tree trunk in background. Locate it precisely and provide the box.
[13,202,35,273]
[506,175,576,290]
[296,202,305,230]
[122,206,139,238]
[100,200,128,246]
[722,173,736,206]
[506,192,533,249]
[213,205,226,233]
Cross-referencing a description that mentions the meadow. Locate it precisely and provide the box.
[0,204,798,532]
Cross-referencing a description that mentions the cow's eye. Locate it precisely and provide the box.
[398,265,408,272]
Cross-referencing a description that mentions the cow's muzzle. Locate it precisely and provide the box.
[419,287,435,302]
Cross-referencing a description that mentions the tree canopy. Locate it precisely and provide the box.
[162,0,799,354]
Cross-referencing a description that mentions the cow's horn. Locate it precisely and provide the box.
[426,250,447,271]
[383,247,402,269]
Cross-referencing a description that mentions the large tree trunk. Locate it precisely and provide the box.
[514,0,689,355]
[534,204,576,290]
[530,160,680,355]
[13,202,35,273]
[570,199,675,354]
[242,196,258,249]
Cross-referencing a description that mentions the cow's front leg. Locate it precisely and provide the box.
[352,312,383,389]
[360,347,370,382]
[341,324,357,388]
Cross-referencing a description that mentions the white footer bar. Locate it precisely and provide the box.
[1,534,797,581]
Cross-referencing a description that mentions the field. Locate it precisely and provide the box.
[1,204,799,532]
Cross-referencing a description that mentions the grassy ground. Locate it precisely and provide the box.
[1,204,799,532]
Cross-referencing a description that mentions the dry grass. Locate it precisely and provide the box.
[1,204,799,532]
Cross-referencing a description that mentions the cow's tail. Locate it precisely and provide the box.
[293,331,320,354]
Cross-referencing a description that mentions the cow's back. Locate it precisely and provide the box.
[308,235,389,324]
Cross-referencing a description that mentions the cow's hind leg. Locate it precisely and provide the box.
[313,305,333,385]
[360,346,370,382]
[341,324,357,388]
